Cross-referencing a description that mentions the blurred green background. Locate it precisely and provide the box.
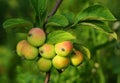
[0,0,120,83]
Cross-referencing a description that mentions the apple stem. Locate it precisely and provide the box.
[43,0,63,28]
[44,71,51,83]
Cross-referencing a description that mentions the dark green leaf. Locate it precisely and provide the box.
[31,0,38,13]
[79,22,117,39]
[47,30,76,44]
[81,21,112,32]
[31,0,47,15]
[47,15,69,27]
[74,43,91,59]
[31,0,47,27]
[3,18,33,32]
[62,11,75,25]
[74,5,116,25]
[38,0,47,16]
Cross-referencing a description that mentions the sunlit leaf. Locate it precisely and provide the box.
[47,30,76,44]
[47,15,69,27]
[74,5,116,25]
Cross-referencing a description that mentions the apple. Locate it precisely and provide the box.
[37,57,52,72]
[70,50,83,66]
[55,41,73,57]
[39,43,56,59]
[21,41,38,60]
[52,55,70,70]
[16,40,27,56]
[27,28,46,47]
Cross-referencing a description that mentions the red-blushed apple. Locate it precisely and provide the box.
[70,50,83,66]
[27,28,46,47]
[55,41,73,57]
[21,41,38,60]
[39,43,56,59]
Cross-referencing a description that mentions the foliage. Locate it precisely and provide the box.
[0,0,120,83]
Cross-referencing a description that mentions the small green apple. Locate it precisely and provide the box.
[21,41,38,60]
[52,55,70,70]
[55,41,73,57]
[16,40,27,56]
[37,57,52,72]
[70,50,83,66]
[39,44,56,59]
[27,28,46,47]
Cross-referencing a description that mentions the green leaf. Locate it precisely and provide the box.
[31,0,47,16]
[74,43,91,59]
[31,0,47,26]
[38,0,47,16]
[47,15,69,27]
[31,0,38,13]
[62,11,75,25]
[82,21,112,32]
[79,22,117,40]
[47,30,76,44]
[74,5,116,25]
[3,18,33,32]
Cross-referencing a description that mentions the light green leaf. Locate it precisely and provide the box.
[109,32,117,40]
[82,46,91,59]
[74,44,91,59]
[80,22,117,40]
[47,30,76,44]
[3,18,33,32]
[74,5,116,25]
[47,15,69,27]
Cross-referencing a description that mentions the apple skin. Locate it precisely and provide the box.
[39,44,56,59]
[16,40,28,56]
[27,28,46,47]
[37,57,52,72]
[52,55,70,70]
[70,50,83,66]
[55,41,73,57]
[21,41,38,60]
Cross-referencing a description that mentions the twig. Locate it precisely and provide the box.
[43,0,63,28]
[44,72,51,83]
[48,0,63,18]
[43,1,63,82]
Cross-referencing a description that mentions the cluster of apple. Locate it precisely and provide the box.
[16,28,83,72]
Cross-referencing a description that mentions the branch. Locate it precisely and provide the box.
[48,0,63,18]
[44,1,63,82]
[43,0,63,28]
[44,72,51,83]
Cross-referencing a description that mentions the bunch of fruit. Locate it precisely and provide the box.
[16,28,83,72]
